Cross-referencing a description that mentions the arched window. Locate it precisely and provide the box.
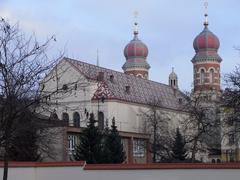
[62,112,69,125]
[73,112,80,128]
[212,159,216,163]
[50,112,58,120]
[200,69,205,84]
[98,111,104,130]
[209,69,214,84]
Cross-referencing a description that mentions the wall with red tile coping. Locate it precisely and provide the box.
[1,161,240,169]
[0,161,85,168]
[84,163,240,170]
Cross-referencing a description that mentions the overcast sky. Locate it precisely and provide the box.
[0,0,239,91]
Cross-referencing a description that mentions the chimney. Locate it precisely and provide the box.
[98,72,104,81]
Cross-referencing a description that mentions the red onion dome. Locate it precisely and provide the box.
[193,25,220,52]
[192,14,222,63]
[124,31,148,59]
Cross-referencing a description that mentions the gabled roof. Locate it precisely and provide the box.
[65,57,186,111]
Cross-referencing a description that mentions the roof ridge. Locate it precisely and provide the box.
[64,57,176,90]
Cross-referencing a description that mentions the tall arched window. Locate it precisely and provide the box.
[200,69,205,84]
[209,69,214,84]
[50,112,58,120]
[98,111,104,130]
[62,113,69,125]
[73,112,80,128]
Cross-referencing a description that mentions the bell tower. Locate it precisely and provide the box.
[169,67,178,89]
[192,3,222,98]
[122,15,150,79]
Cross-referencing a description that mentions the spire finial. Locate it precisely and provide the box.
[133,11,139,36]
[172,67,174,73]
[96,49,99,66]
[204,1,209,26]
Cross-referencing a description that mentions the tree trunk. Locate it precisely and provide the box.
[152,110,157,163]
[3,147,9,180]
[191,139,197,162]
[152,129,156,162]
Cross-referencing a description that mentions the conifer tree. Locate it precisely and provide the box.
[171,128,187,161]
[100,120,112,163]
[103,117,126,163]
[74,113,102,163]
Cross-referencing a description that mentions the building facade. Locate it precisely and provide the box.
[39,11,236,163]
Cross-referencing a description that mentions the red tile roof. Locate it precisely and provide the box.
[66,57,186,111]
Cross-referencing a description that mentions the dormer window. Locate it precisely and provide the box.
[125,86,130,93]
[110,75,114,82]
[98,72,104,81]
[178,98,182,104]
[62,84,68,91]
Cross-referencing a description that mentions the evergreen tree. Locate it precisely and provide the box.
[171,128,187,161]
[74,113,102,163]
[100,120,112,163]
[8,122,41,161]
[103,117,126,163]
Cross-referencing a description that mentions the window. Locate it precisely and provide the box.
[73,112,80,127]
[50,112,58,120]
[200,69,205,84]
[133,139,145,157]
[209,69,214,84]
[229,150,235,162]
[98,111,104,130]
[62,112,69,124]
[68,135,78,155]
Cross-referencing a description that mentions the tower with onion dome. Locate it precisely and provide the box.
[192,11,222,97]
[122,22,150,79]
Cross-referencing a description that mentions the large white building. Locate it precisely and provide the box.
[40,11,231,163]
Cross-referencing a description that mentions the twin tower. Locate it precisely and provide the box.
[122,13,222,96]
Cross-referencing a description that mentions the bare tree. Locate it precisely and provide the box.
[0,18,62,180]
[140,99,173,162]
[221,65,240,155]
[182,92,221,162]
